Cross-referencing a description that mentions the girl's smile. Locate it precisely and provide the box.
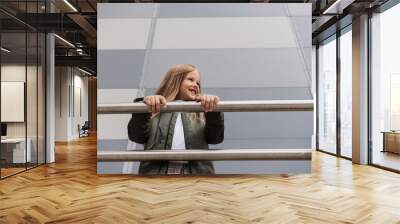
[176,69,200,101]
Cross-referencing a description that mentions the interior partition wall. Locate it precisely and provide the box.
[0,1,46,179]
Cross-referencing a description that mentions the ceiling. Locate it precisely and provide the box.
[0,0,392,75]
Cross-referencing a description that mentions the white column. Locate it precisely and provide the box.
[46,33,55,163]
[352,14,369,164]
[312,45,317,150]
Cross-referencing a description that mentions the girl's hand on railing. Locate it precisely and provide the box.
[195,94,220,112]
[143,95,167,115]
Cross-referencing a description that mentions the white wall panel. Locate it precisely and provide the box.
[98,89,139,104]
[287,4,310,16]
[1,82,24,122]
[152,17,296,49]
[98,19,152,50]
[1,65,26,81]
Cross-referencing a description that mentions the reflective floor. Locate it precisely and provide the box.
[0,135,400,223]
[373,150,400,171]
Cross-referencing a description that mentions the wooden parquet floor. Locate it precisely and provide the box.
[1,135,400,224]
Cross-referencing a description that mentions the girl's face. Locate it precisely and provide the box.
[176,69,200,101]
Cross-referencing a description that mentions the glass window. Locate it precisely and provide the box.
[318,36,337,154]
[340,28,352,158]
[371,3,400,171]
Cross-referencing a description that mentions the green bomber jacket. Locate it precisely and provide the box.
[127,99,224,175]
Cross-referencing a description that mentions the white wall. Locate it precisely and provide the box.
[1,65,33,138]
[55,67,70,141]
[71,73,89,138]
[1,64,46,164]
[55,67,89,141]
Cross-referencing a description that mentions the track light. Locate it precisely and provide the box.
[1,47,11,53]
[78,67,93,76]
[54,34,75,48]
[63,0,78,12]
[322,0,353,15]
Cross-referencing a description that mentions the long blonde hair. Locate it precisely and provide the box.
[155,64,201,101]
[155,64,205,123]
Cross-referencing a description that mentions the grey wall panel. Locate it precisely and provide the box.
[98,139,144,151]
[98,139,128,151]
[117,111,312,149]
[143,48,310,89]
[99,161,311,174]
[205,87,312,100]
[98,161,140,174]
[129,89,313,147]
[98,162,123,174]
[129,138,311,150]
[98,50,145,89]
[98,3,156,18]
[291,17,312,48]
[224,112,313,138]
[158,3,288,18]
[91,3,313,17]
[144,87,312,100]
[211,138,311,149]
[99,138,310,151]
[97,3,312,174]
[297,47,312,78]
[213,160,311,174]
[290,17,312,78]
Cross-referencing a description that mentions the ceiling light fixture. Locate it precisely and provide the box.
[78,67,93,76]
[54,34,75,48]
[322,0,349,15]
[76,48,84,55]
[63,0,78,12]
[1,47,11,53]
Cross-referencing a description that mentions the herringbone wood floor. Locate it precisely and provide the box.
[1,134,400,224]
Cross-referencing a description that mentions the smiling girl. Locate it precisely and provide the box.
[128,64,224,175]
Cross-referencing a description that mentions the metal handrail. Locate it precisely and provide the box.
[97,149,312,161]
[97,100,313,162]
[98,100,313,114]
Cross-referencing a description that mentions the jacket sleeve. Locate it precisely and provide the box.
[127,97,151,144]
[204,112,224,144]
